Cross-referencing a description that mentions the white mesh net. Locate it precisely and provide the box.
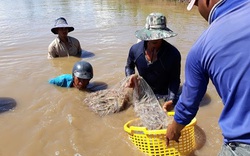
[84,77,132,117]
[132,76,169,130]
[84,75,169,130]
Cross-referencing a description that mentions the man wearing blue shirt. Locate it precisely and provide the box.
[165,0,250,155]
[49,60,93,90]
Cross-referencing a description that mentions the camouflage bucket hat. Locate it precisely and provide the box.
[135,13,177,41]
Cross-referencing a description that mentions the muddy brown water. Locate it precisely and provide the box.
[0,0,223,155]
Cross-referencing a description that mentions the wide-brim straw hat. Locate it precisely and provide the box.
[51,17,74,34]
[135,13,177,41]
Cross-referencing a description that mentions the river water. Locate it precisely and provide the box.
[0,0,223,156]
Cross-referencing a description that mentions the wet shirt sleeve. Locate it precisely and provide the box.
[125,44,137,76]
[48,74,73,88]
[48,38,59,59]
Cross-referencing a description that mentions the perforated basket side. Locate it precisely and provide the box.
[128,132,180,156]
[124,118,197,156]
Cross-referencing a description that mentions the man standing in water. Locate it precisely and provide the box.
[49,60,93,90]
[48,17,82,59]
[166,0,250,155]
[125,13,181,111]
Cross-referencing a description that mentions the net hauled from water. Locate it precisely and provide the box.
[84,75,169,130]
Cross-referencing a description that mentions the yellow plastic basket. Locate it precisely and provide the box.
[124,112,197,156]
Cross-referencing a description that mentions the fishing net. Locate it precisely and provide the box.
[84,75,169,130]
[84,77,133,117]
[132,75,169,130]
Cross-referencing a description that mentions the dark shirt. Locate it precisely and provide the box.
[125,40,181,101]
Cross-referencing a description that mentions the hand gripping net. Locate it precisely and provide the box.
[84,75,169,130]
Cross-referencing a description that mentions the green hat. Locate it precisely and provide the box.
[135,13,177,41]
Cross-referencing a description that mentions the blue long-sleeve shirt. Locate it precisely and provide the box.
[174,0,250,144]
[125,40,181,100]
[49,74,73,88]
